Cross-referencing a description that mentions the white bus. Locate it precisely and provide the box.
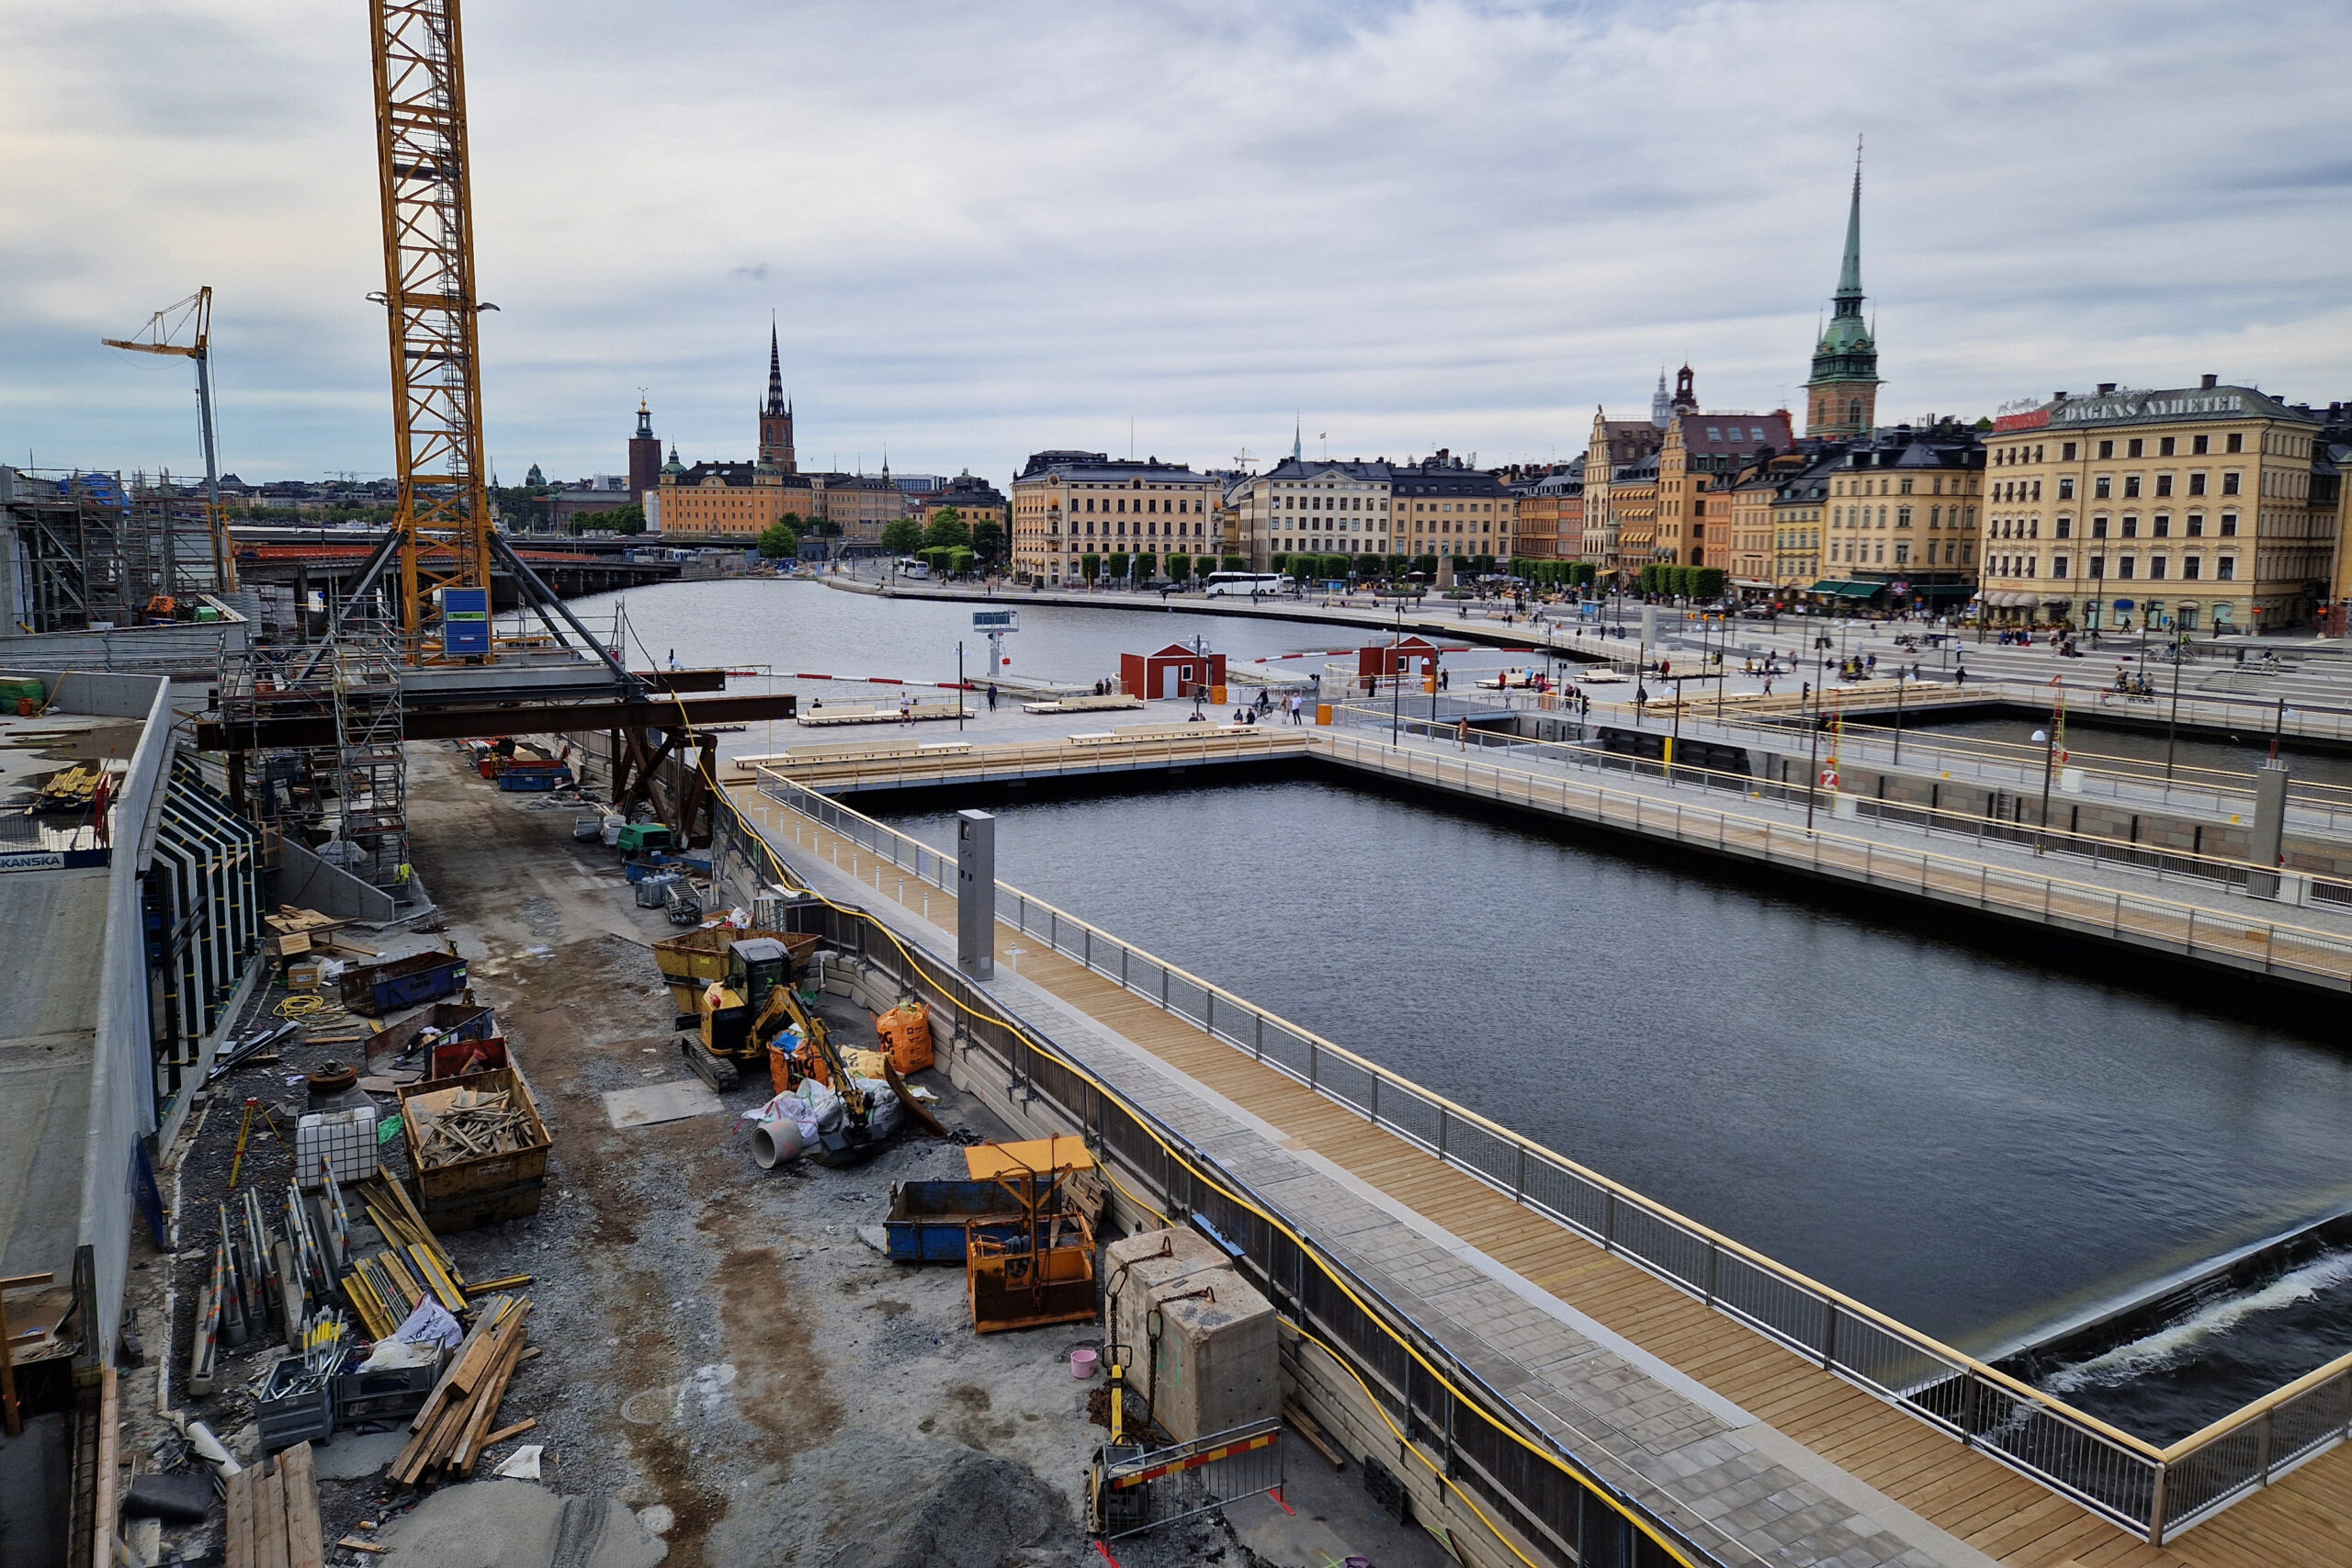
[894,557,931,580]
[1203,571,1284,598]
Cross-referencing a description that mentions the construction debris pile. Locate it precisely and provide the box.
[408,1086,535,1164]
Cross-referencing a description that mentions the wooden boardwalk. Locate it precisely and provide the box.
[744,793,2352,1567]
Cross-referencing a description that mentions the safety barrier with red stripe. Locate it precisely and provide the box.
[1107,1427,1277,1489]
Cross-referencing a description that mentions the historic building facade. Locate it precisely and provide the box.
[1820,423,1983,609]
[1974,380,2330,632]
[1010,452,1216,583]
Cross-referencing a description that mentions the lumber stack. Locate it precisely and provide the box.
[225,1438,324,1568]
[389,1295,533,1485]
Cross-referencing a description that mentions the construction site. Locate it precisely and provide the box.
[0,4,1429,1566]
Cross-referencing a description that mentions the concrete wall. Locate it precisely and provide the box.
[82,673,172,1361]
[273,836,400,922]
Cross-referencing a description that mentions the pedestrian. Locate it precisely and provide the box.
[899,693,912,723]
[987,682,999,712]
[1456,716,1469,750]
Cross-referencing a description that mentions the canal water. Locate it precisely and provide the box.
[581,580,2352,1436]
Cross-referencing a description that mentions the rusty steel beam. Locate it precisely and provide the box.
[196,691,795,750]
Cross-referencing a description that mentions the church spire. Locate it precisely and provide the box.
[764,319,786,418]
[1835,138,1864,303]
[1291,415,1302,463]
[1802,137,1881,438]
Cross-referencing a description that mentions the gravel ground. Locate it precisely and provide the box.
[133,746,1109,1568]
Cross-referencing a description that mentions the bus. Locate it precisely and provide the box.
[894,557,931,580]
[1203,571,1284,598]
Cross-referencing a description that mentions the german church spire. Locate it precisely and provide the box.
[1802,138,1881,438]
[757,318,797,473]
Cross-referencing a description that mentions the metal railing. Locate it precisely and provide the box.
[1304,730,2352,991]
[748,763,2352,1541]
[1329,701,2352,906]
[759,728,1310,794]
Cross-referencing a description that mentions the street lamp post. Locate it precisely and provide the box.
[1390,601,1404,745]
[2165,633,2184,780]
[2033,712,2058,854]
[1804,682,1821,832]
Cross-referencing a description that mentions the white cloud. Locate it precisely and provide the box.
[2,0,2347,482]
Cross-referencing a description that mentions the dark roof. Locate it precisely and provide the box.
[1676,411,1794,457]
[1018,453,1208,484]
[2040,385,2316,432]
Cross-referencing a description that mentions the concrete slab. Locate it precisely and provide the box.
[373,1480,665,1568]
[310,1427,411,1481]
[600,1078,724,1129]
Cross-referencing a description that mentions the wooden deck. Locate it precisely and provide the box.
[743,793,2352,1568]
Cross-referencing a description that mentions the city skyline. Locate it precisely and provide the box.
[4,0,2348,483]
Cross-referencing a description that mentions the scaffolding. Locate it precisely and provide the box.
[3,466,224,632]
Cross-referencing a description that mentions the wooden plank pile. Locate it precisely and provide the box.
[264,905,381,962]
[388,1294,534,1486]
[412,1088,533,1164]
[343,1178,470,1338]
[225,1438,324,1568]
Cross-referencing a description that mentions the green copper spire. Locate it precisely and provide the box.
[1835,155,1863,301]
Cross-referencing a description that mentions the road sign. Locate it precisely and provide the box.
[973,610,1019,631]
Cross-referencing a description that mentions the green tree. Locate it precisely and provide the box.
[1165,552,1190,585]
[572,502,645,536]
[1135,551,1158,582]
[947,547,976,576]
[924,507,969,548]
[968,517,1006,567]
[1220,555,1245,573]
[880,517,923,555]
[756,519,800,558]
[1081,552,1101,583]
[1693,566,1727,601]
[1106,551,1130,582]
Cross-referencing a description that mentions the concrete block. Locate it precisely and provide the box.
[1104,1228,1274,1442]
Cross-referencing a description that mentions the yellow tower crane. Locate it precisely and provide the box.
[366,0,499,661]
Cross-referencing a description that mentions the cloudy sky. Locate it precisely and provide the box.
[4,1,2348,487]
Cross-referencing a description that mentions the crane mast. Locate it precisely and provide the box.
[368,0,496,661]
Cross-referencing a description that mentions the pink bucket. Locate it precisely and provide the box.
[1069,1348,1099,1380]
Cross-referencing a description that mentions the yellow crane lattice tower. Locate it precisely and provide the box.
[368,0,497,661]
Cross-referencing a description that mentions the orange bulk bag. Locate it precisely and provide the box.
[875,1001,934,1074]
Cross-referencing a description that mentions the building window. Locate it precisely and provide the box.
[2192,434,2210,455]
[2095,477,2112,500]
[2187,513,2203,536]
[2226,433,2244,453]
[2118,557,2136,580]
[2188,472,2207,496]
[2222,471,2241,495]
[2221,513,2238,536]
[2055,517,2073,538]
[2092,516,2109,538]
[2124,475,2142,499]
[2089,556,2106,579]
[2160,436,2177,457]
[2121,515,2138,538]
[2155,474,2173,498]
[2128,438,2144,459]
[2098,440,2115,460]
[2154,514,2170,537]
[2149,556,2167,580]
[2053,555,2070,578]
[2058,477,2075,501]
[2217,557,2236,580]
[2182,556,2201,580]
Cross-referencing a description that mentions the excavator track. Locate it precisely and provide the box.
[680,1034,741,1093]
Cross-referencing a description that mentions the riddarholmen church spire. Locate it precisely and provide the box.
[757,319,797,473]
[1802,138,1882,438]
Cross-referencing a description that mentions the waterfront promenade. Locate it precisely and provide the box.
[728,707,2352,992]
[727,774,2352,1567]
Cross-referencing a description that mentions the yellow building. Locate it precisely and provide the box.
[1770,457,1835,592]
[1653,375,1794,570]
[1009,452,1216,584]
[1976,380,2330,634]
